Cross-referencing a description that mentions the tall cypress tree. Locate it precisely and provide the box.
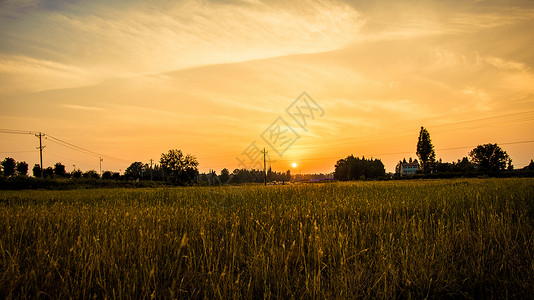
[416,126,436,173]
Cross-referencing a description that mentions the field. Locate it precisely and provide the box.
[1,178,533,299]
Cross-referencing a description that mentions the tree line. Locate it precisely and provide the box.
[196,168,291,185]
[2,127,534,186]
[0,148,290,187]
[334,156,386,180]
[0,157,120,180]
[334,126,534,181]
[410,126,517,174]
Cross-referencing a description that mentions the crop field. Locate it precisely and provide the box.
[1,178,533,299]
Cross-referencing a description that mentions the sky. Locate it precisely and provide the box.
[1,0,533,174]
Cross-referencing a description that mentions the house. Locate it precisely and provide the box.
[395,158,420,175]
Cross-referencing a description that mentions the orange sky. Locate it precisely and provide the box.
[1,0,533,174]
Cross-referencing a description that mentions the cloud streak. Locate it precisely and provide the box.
[0,0,364,92]
[0,55,97,93]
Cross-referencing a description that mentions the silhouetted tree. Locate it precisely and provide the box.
[208,170,220,185]
[455,157,475,173]
[263,167,291,183]
[219,168,230,183]
[334,155,385,180]
[125,162,145,180]
[160,149,199,185]
[43,167,54,178]
[527,159,534,170]
[469,143,510,172]
[151,164,164,181]
[83,170,100,179]
[54,162,67,177]
[32,164,41,177]
[198,171,221,185]
[1,157,16,176]
[229,169,263,183]
[435,159,452,173]
[395,160,402,174]
[222,168,290,184]
[102,171,113,180]
[417,126,435,173]
[72,169,82,179]
[15,161,28,176]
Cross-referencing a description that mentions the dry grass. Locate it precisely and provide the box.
[1,178,533,298]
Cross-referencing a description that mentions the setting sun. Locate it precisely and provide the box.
[292,163,297,168]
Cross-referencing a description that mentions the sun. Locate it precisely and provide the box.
[292,162,297,168]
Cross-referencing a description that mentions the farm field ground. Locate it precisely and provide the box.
[1,178,533,299]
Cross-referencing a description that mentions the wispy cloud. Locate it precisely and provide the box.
[0,0,364,92]
[61,104,106,111]
[484,56,528,72]
[447,8,534,30]
[0,55,97,93]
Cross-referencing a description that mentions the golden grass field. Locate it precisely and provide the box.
[1,178,533,298]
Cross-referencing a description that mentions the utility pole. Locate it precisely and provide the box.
[261,148,268,186]
[99,157,103,180]
[150,159,153,181]
[35,132,45,177]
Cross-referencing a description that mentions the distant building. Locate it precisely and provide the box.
[395,158,420,175]
[400,162,419,175]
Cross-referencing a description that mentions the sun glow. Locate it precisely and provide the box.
[292,163,297,168]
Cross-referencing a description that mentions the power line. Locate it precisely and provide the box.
[435,140,534,152]
[199,139,534,171]
[431,117,534,135]
[273,140,534,163]
[1,128,130,164]
[431,110,534,129]
[0,129,35,135]
[46,138,98,158]
[195,112,534,162]
[361,140,534,158]
[46,151,118,172]
[45,137,118,162]
[0,150,39,154]
[46,151,82,165]
[46,134,129,162]
[2,120,534,171]
[317,110,534,148]
[46,134,103,157]
[500,140,534,146]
